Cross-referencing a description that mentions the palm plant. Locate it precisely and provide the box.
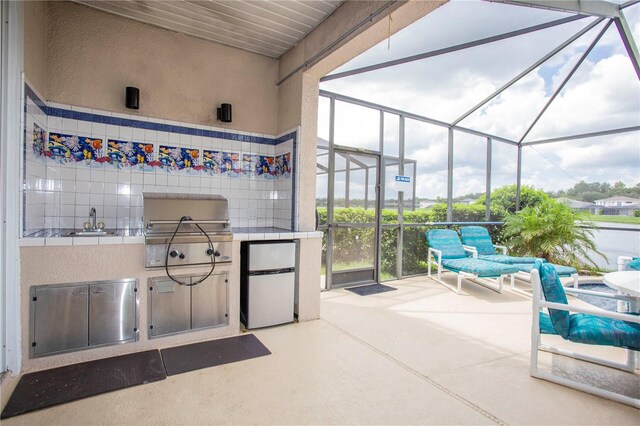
[502,199,606,269]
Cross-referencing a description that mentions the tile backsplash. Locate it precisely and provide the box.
[22,83,297,236]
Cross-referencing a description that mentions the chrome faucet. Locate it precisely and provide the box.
[89,207,97,230]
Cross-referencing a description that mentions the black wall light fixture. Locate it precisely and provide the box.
[125,87,139,110]
[217,103,232,122]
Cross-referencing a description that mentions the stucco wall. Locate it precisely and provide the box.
[46,1,279,135]
[23,0,47,95]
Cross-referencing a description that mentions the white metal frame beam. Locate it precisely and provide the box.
[488,0,621,18]
[452,17,605,126]
[519,20,612,143]
[319,89,520,146]
[523,125,640,145]
[614,9,640,79]
[320,15,585,83]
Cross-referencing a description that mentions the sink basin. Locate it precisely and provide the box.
[64,230,116,237]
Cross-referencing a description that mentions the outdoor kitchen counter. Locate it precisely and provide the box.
[18,230,322,373]
[232,227,323,241]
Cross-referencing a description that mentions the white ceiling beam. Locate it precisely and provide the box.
[488,0,621,18]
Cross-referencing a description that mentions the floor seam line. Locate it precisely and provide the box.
[322,318,509,426]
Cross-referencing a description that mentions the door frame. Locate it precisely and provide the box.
[325,145,382,290]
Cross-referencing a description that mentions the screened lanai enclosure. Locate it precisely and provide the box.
[316,0,640,290]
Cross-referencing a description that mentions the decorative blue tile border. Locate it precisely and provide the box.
[25,83,289,146]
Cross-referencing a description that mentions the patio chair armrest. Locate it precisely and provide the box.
[539,300,640,324]
[493,245,507,255]
[462,245,478,258]
[617,256,633,271]
[428,247,442,264]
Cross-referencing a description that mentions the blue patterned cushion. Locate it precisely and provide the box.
[539,312,558,335]
[626,258,640,271]
[537,262,571,338]
[568,313,640,351]
[478,254,543,264]
[513,263,576,277]
[426,229,467,259]
[460,226,495,255]
[441,258,519,278]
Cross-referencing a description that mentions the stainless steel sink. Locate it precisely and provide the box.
[64,230,116,237]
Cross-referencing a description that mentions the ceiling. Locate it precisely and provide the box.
[72,0,344,58]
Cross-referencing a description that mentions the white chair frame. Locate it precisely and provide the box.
[530,269,640,408]
[427,247,514,295]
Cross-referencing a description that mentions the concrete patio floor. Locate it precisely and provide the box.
[1,274,638,425]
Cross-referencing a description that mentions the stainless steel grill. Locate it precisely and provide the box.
[143,193,233,269]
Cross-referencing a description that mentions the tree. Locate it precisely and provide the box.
[475,184,549,215]
[501,199,605,269]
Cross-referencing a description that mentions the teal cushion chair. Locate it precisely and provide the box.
[536,261,639,348]
[425,229,519,294]
[460,226,541,264]
[530,261,640,408]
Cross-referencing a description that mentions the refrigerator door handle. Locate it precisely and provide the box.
[250,268,295,276]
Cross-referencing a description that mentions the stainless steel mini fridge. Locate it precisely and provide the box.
[241,241,296,329]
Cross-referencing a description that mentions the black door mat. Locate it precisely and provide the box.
[346,283,397,296]
[161,334,271,376]
[1,350,165,419]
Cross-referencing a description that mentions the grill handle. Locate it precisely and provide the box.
[146,219,230,229]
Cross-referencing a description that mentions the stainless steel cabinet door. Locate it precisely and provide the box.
[33,286,88,356]
[149,277,190,337]
[191,273,228,329]
[89,280,136,346]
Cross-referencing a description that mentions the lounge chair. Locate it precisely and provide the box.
[460,226,540,264]
[530,261,640,408]
[426,229,519,294]
[460,226,579,288]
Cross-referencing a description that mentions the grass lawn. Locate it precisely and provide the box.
[582,214,640,225]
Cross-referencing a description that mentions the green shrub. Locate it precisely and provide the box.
[502,198,606,269]
[316,205,505,278]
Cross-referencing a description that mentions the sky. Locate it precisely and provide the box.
[318,0,640,201]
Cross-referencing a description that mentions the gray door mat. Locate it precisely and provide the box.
[346,283,397,296]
